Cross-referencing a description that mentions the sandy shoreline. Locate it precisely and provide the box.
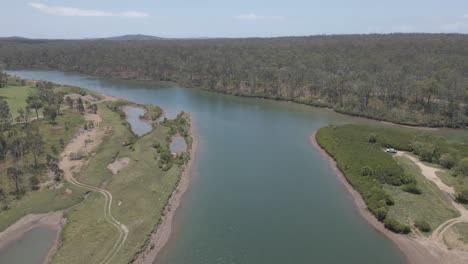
[0,212,64,264]
[308,131,464,264]
[132,115,198,264]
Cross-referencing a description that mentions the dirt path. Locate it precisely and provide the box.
[59,108,128,264]
[395,152,468,243]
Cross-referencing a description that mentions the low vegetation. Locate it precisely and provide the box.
[51,100,191,263]
[316,124,465,233]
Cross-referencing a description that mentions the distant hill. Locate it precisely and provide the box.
[101,34,164,41]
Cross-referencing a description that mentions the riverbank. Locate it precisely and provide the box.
[0,212,64,264]
[133,116,197,264]
[309,131,459,264]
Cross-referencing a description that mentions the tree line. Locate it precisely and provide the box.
[1,34,468,127]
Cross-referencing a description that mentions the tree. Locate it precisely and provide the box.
[77,97,85,114]
[7,167,23,196]
[26,94,43,119]
[0,135,7,161]
[8,132,28,160]
[26,128,44,169]
[89,103,98,114]
[43,104,58,122]
[30,176,40,191]
[0,98,11,125]
[65,96,74,108]
[16,107,30,123]
[0,71,7,88]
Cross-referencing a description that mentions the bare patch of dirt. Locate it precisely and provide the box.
[107,157,130,175]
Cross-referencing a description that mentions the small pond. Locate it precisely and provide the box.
[123,105,153,136]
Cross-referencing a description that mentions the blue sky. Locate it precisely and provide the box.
[3,0,468,38]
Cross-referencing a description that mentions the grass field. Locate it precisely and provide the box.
[51,101,189,264]
[316,124,464,234]
[0,85,38,118]
[385,156,458,234]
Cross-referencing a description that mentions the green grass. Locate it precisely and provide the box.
[51,101,189,264]
[142,104,163,121]
[0,85,38,118]
[316,124,464,234]
[0,183,86,231]
[453,223,468,244]
[385,156,458,234]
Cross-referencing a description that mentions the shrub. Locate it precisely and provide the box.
[384,218,411,234]
[30,176,40,191]
[456,186,468,204]
[414,220,431,232]
[439,153,456,169]
[402,182,422,194]
[368,133,377,143]
[361,166,373,176]
[455,158,468,177]
[411,141,436,162]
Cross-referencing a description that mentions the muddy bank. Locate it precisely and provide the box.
[132,117,197,264]
[0,212,64,264]
[309,131,468,264]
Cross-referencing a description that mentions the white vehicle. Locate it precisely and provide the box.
[386,148,397,153]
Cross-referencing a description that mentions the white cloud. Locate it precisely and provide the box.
[235,13,285,21]
[28,2,148,18]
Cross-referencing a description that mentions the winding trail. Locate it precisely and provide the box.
[395,152,468,248]
[58,104,128,264]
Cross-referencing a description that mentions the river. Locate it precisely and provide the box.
[4,69,414,264]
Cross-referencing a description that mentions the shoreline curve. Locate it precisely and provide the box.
[132,114,198,264]
[310,131,446,264]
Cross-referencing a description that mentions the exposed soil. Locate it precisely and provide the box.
[107,157,130,175]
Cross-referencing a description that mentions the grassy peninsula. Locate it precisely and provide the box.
[316,125,468,235]
[0,75,193,264]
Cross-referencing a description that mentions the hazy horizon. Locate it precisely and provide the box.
[3,0,468,39]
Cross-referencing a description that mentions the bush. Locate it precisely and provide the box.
[439,153,456,169]
[368,133,377,143]
[455,158,468,177]
[411,141,436,162]
[384,218,411,234]
[456,186,468,204]
[361,166,373,176]
[414,220,431,232]
[30,176,40,191]
[402,182,422,194]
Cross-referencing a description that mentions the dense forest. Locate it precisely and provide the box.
[0,34,468,127]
